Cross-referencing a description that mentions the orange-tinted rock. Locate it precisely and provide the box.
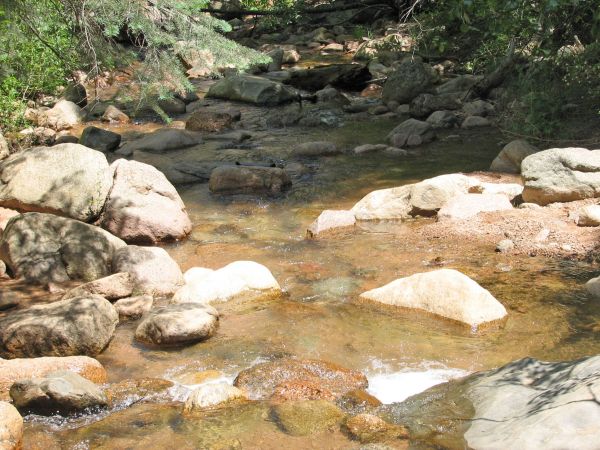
[271,379,336,402]
[344,413,409,444]
[234,358,368,400]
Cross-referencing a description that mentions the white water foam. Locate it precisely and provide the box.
[367,366,469,404]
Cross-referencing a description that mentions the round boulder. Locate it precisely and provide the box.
[0,401,22,450]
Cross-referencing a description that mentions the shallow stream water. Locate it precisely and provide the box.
[8,106,600,449]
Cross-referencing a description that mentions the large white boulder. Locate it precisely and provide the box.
[351,185,414,221]
[437,193,513,221]
[359,269,507,330]
[172,261,281,305]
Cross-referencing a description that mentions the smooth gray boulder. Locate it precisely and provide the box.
[117,128,203,156]
[112,245,184,296]
[134,303,219,346]
[79,126,121,153]
[385,355,600,450]
[206,75,299,106]
[284,64,371,91]
[0,144,112,221]
[0,212,126,283]
[490,139,538,173]
[409,93,462,118]
[292,141,340,157]
[99,159,192,244]
[0,296,118,358]
[10,371,107,414]
[387,119,435,148]
[382,61,436,104]
[521,147,600,205]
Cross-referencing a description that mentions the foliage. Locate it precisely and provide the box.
[0,0,270,130]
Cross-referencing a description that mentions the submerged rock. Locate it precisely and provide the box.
[134,303,219,346]
[521,147,600,205]
[0,212,125,284]
[0,296,118,358]
[272,400,345,436]
[100,159,192,244]
[209,166,291,195]
[186,110,236,132]
[172,261,281,305]
[234,358,368,401]
[10,371,107,414]
[105,377,173,405]
[0,143,112,221]
[344,413,408,444]
[359,269,507,330]
[0,401,22,450]
[112,245,184,297]
[183,382,246,412]
[307,210,356,238]
[0,356,107,401]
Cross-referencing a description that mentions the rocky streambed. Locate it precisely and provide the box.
[1,31,600,450]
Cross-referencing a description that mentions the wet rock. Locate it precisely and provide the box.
[490,140,539,174]
[105,378,173,405]
[307,210,356,238]
[521,148,600,205]
[209,166,291,195]
[62,272,134,301]
[37,100,82,131]
[234,358,368,401]
[183,382,246,412]
[112,245,184,297]
[351,185,414,221]
[114,295,153,320]
[437,193,513,221]
[426,110,459,129]
[0,356,107,401]
[0,132,9,161]
[207,75,298,106]
[338,389,382,413]
[463,99,495,117]
[359,269,507,330]
[496,239,515,253]
[0,401,22,450]
[101,105,130,123]
[272,400,345,436]
[409,93,462,118]
[0,296,118,358]
[10,371,107,414]
[63,83,87,107]
[387,119,435,147]
[353,144,389,154]
[577,204,600,226]
[285,64,371,91]
[461,116,491,128]
[134,303,219,346]
[100,159,192,244]
[292,141,340,157]
[382,61,436,105]
[0,213,125,283]
[117,128,203,156]
[79,126,121,153]
[186,110,236,132]
[0,143,112,221]
[344,414,408,444]
[399,355,600,450]
[172,261,281,305]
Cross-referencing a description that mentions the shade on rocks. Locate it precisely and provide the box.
[359,269,507,330]
[206,75,299,106]
[99,159,192,244]
[0,143,112,221]
[0,212,126,284]
[79,126,121,153]
[172,261,281,305]
[0,296,118,358]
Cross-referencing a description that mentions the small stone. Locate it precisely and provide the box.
[496,239,515,253]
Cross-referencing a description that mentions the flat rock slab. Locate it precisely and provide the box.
[437,193,513,221]
[209,166,291,195]
[134,303,219,346]
[359,268,507,330]
[207,75,299,106]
